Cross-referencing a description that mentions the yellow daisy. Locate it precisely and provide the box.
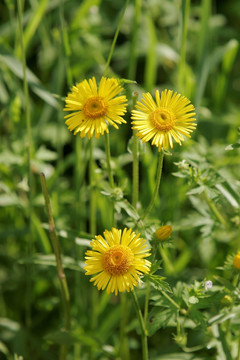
[131,89,196,150]
[64,77,127,139]
[85,228,151,295]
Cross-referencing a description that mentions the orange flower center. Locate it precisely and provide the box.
[150,108,175,131]
[102,245,134,276]
[83,96,108,119]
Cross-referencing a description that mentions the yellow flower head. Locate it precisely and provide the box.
[155,225,172,241]
[234,252,240,270]
[64,77,127,139]
[85,228,151,295]
[131,89,196,151]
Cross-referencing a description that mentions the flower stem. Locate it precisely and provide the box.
[144,281,150,324]
[142,150,164,220]
[103,0,129,77]
[131,289,148,360]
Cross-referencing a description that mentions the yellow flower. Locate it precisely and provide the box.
[131,89,196,151]
[85,228,151,295]
[234,252,240,270]
[64,77,127,139]
[155,225,172,241]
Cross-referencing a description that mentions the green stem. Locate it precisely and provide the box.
[103,0,129,77]
[132,92,139,209]
[128,0,141,80]
[203,190,228,227]
[40,173,71,332]
[131,290,148,360]
[17,0,33,329]
[144,281,150,324]
[161,290,180,310]
[142,150,164,220]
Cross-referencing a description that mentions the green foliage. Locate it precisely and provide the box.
[1,0,240,359]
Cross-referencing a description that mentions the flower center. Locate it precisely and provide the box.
[83,96,108,119]
[102,245,134,276]
[150,108,175,131]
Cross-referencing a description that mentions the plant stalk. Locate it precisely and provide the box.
[40,173,71,332]
[103,0,129,77]
[131,289,148,360]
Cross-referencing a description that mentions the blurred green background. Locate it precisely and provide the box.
[0,0,240,359]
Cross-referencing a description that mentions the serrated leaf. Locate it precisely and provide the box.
[148,274,172,293]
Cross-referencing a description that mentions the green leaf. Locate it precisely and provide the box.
[147,307,176,336]
[148,274,172,293]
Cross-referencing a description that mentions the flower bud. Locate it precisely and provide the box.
[234,252,240,270]
[155,225,172,241]
[220,295,233,307]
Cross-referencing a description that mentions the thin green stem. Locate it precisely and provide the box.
[131,290,148,360]
[203,190,228,227]
[161,290,180,310]
[132,92,139,209]
[17,0,33,329]
[128,0,141,80]
[103,0,129,77]
[40,173,71,332]
[144,281,150,324]
[142,150,164,220]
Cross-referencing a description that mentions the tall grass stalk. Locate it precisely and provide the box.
[178,0,190,94]
[103,0,129,77]
[40,173,71,360]
[17,0,33,328]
